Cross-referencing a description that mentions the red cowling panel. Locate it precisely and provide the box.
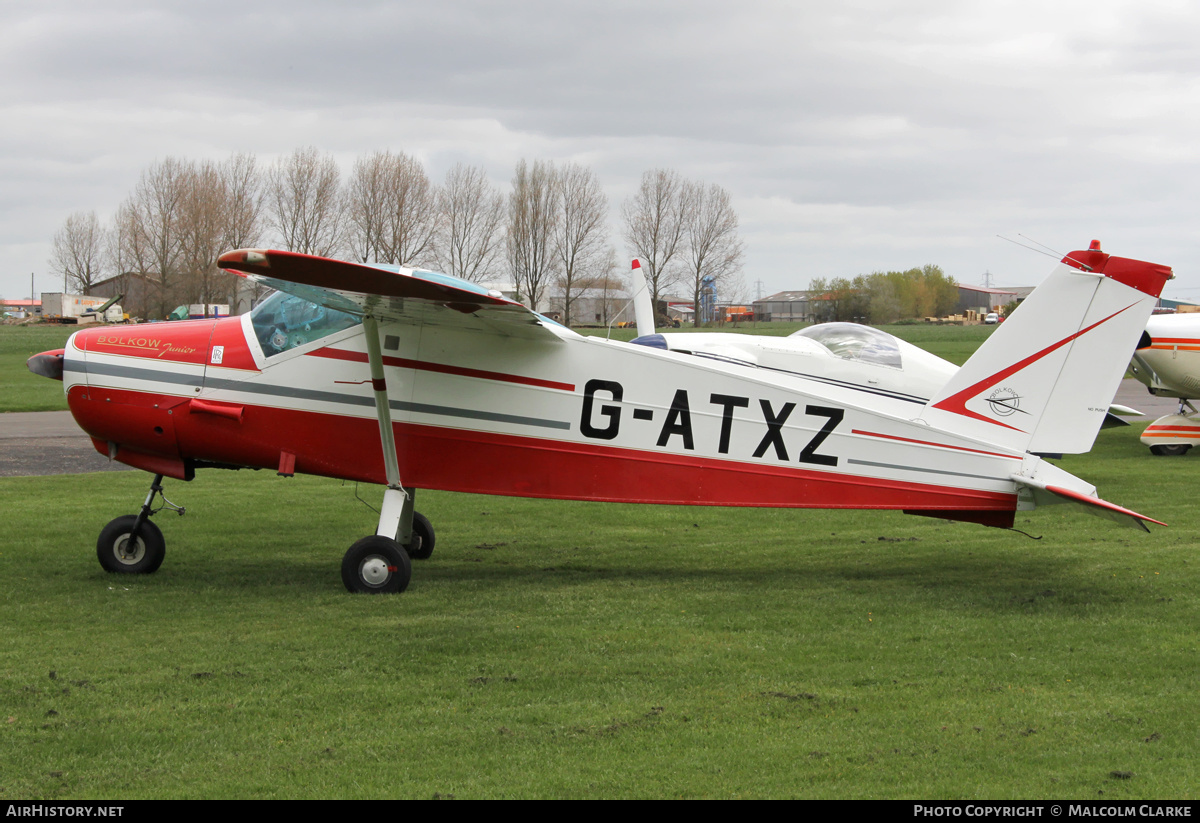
[76,321,214,365]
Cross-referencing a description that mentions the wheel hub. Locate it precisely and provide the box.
[114,535,145,564]
[359,555,392,587]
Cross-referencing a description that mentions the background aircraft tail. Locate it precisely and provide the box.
[918,242,1171,455]
[631,259,656,338]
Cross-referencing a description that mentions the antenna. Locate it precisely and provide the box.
[997,234,1093,272]
[997,234,1058,260]
[1017,234,1063,257]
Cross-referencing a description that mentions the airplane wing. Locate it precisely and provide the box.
[218,249,567,342]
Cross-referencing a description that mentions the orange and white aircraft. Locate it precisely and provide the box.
[1130,313,1200,455]
[27,241,1171,593]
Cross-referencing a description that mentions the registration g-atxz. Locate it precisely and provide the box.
[26,241,1171,592]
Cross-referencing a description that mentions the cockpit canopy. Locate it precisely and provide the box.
[250,291,362,356]
[790,322,903,369]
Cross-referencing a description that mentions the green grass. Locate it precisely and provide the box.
[0,424,1195,799]
[0,325,75,412]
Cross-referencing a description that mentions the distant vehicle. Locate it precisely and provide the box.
[984,312,999,324]
[41,293,124,324]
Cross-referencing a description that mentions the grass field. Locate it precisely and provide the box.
[0,324,75,412]
[0,425,1195,799]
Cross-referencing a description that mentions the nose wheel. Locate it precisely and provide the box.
[97,515,166,574]
[96,473,181,575]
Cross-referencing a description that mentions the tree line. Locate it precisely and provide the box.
[808,266,960,324]
[48,149,745,324]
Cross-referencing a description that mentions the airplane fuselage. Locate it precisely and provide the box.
[63,311,1028,526]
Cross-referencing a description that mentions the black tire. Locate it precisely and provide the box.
[97,515,166,575]
[406,512,435,561]
[1150,443,1192,456]
[341,535,411,594]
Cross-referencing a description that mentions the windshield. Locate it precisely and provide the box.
[250,291,362,356]
[790,323,903,369]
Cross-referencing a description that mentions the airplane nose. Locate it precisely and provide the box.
[27,349,65,380]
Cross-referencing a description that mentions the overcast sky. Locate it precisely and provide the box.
[3,0,1198,304]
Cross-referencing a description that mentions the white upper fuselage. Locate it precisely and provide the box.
[640,324,959,407]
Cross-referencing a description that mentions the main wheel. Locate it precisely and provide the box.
[406,512,436,561]
[1150,443,1191,456]
[97,515,166,574]
[341,536,411,594]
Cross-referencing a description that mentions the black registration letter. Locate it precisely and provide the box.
[581,379,623,440]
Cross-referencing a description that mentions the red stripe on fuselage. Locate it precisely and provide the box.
[852,429,1022,460]
[308,347,575,392]
[107,395,1015,513]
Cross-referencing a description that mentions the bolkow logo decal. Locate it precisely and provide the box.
[986,387,1021,417]
[95,335,199,359]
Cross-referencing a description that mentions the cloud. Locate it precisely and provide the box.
[4,0,1199,300]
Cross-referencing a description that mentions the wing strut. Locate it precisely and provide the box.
[363,315,415,544]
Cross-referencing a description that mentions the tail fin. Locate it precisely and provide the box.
[631,259,656,337]
[919,242,1171,454]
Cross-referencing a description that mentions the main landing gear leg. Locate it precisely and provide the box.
[96,473,184,575]
[339,314,435,594]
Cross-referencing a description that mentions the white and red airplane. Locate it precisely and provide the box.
[1129,313,1200,455]
[27,241,1171,593]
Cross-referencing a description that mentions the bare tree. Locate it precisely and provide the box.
[124,157,190,317]
[219,153,265,312]
[107,201,155,319]
[553,163,611,326]
[220,152,263,252]
[385,153,438,267]
[266,147,343,257]
[346,151,390,263]
[682,182,744,326]
[346,150,439,267]
[49,211,107,292]
[621,168,690,310]
[177,159,229,305]
[436,163,505,283]
[507,159,560,312]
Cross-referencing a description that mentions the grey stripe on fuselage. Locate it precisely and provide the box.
[846,457,1001,483]
[69,360,571,430]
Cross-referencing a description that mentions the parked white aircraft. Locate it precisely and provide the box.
[1129,313,1200,455]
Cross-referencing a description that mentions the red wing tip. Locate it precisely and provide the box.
[218,249,271,268]
[631,259,641,270]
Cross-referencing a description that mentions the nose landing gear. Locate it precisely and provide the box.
[96,473,184,575]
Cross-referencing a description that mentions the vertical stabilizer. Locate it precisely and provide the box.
[919,243,1171,454]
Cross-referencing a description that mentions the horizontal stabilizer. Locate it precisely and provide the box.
[1011,474,1165,532]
